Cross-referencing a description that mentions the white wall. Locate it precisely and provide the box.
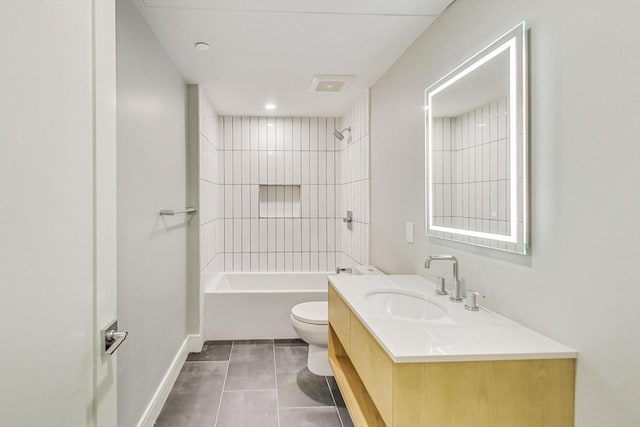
[217,116,343,272]
[116,1,189,426]
[370,1,640,426]
[339,91,371,268]
[0,2,96,425]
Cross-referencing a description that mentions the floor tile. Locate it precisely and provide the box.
[155,361,227,427]
[275,344,308,373]
[187,340,232,362]
[277,368,334,408]
[327,376,354,427]
[216,390,278,427]
[274,338,306,346]
[279,407,342,427]
[225,340,275,390]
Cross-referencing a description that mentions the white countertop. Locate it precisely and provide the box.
[329,274,577,363]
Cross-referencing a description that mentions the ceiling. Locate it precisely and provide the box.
[133,0,454,116]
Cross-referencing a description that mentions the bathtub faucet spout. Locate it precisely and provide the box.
[336,267,352,274]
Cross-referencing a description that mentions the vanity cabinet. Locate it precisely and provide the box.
[328,285,576,427]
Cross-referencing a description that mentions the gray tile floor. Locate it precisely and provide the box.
[155,339,353,427]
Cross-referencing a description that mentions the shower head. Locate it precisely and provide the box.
[333,127,351,142]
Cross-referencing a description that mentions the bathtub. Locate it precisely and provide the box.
[204,272,333,340]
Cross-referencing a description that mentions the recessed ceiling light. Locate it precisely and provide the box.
[265,103,276,110]
[194,42,210,51]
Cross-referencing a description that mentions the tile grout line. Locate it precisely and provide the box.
[325,376,346,427]
[272,339,281,427]
[213,340,233,427]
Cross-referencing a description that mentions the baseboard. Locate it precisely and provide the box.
[136,334,203,427]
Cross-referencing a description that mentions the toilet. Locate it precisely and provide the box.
[290,265,383,376]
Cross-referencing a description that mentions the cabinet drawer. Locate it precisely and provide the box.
[328,285,351,354]
[350,312,393,426]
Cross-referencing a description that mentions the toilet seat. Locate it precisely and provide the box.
[291,301,327,325]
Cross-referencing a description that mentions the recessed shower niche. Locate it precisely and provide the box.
[259,185,301,218]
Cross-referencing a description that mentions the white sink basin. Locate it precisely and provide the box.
[365,289,447,320]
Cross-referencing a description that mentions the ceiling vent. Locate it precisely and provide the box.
[308,75,354,93]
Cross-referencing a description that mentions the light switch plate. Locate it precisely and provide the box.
[406,222,414,244]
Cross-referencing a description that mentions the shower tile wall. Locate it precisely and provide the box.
[431,96,512,250]
[218,116,342,272]
[200,93,225,285]
[339,91,370,268]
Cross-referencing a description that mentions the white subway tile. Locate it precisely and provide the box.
[225,253,233,271]
[242,151,251,183]
[242,253,251,272]
[258,117,268,150]
[309,151,318,183]
[268,253,276,271]
[251,253,260,272]
[318,252,327,272]
[259,253,268,272]
[232,117,242,150]
[233,151,242,184]
[242,219,251,252]
[250,185,259,218]
[301,152,310,184]
[292,150,301,184]
[301,252,310,271]
[224,186,233,218]
[284,151,293,184]
[318,185,327,218]
[301,118,310,150]
[241,117,250,150]
[310,252,319,271]
[310,218,318,251]
[224,151,233,184]
[300,185,309,218]
[233,218,242,252]
[293,252,302,272]
[293,219,302,251]
[309,117,318,151]
[267,117,275,151]
[275,151,284,184]
[267,218,276,252]
[284,252,293,272]
[318,151,327,184]
[284,218,293,251]
[301,219,310,251]
[275,117,284,151]
[275,186,284,217]
[318,218,327,252]
[283,117,293,151]
[259,219,268,252]
[309,185,318,217]
[250,117,259,151]
[318,118,327,151]
[268,151,276,184]
[223,117,233,150]
[259,151,268,184]
[251,218,259,252]
[292,118,301,150]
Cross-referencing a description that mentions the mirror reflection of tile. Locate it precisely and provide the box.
[432,95,510,237]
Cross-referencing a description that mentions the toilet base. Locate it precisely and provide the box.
[307,343,333,376]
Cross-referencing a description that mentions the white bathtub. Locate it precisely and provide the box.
[204,272,333,340]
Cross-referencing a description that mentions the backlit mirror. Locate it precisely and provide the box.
[425,22,528,254]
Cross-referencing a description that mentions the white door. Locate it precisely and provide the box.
[0,1,118,426]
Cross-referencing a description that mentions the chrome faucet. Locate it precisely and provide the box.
[424,255,463,302]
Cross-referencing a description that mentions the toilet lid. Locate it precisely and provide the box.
[291,301,328,325]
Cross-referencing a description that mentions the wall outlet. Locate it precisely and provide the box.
[406,222,414,244]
